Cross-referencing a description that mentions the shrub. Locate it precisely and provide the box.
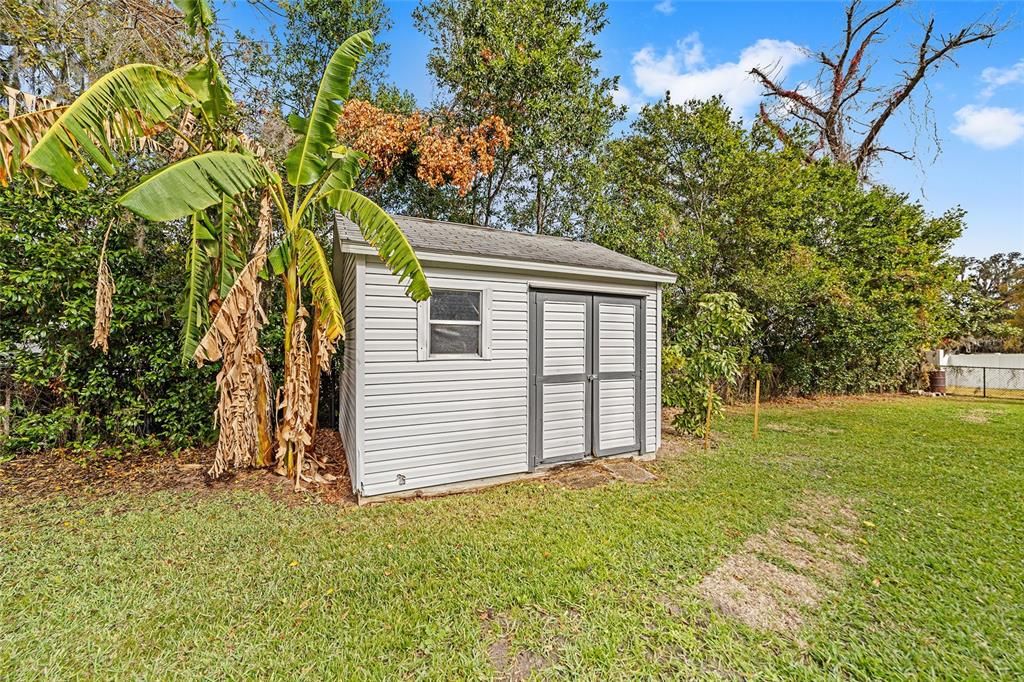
[0,177,218,455]
[663,293,753,435]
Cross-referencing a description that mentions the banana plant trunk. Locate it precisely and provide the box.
[276,247,318,488]
[281,260,300,478]
[308,304,322,447]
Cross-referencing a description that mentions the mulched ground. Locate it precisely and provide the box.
[0,430,356,507]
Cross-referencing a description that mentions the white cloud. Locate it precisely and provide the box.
[612,82,645,112]
[678,32,705,70]
[952,105,1024,149]
[631,35,807,116]
[980,59,1024,99]
[653,0,674,16]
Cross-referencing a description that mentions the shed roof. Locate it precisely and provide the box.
[335,214,674,279]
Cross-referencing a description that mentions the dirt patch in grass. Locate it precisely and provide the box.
[697,492,864,634]
[761,423,803,434]
[600,460,658,483]
[754,393,905,408]
[0,430,355,507]
[550,464,615,489]
[481,610,556,681]
[961,408,1006,424]
[654,594,684,617]
[761,423,844,435]
[548,459,658,490]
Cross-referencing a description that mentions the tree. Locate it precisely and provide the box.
[947,252,1024,351]
[0,175,218,453]
[662,293,753,435]
[0,0,190,100]
[335,98,510,197]
[967,252,1024,300]
[22,6,430,486]
[228,0,392,116]
[412,0,622,234]
[751,0,1007,177]
[589,96,964,395]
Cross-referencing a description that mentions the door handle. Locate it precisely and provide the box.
[587,374,597,382]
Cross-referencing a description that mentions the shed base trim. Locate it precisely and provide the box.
[356,450,657,505]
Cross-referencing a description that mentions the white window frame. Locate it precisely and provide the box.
[417,287,492,361]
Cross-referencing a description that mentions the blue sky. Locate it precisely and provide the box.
[222,0,1024,257]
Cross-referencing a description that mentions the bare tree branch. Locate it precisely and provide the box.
[749,0,1008,180]
[854,14,1006,173]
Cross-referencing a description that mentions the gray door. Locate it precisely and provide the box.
[593,296,643,457]
[530,291,644,466]
[532,292,592,464]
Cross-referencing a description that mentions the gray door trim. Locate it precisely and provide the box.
[592,295,645,458]
[529,289,645,468]
[529,290,593,469]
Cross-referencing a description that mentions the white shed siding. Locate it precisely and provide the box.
[337,252,361,487]
[655,288,662,451]
[645,292,658,453]
[349,256,664,496]
[359,261,530,496]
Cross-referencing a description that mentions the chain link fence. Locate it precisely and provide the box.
[944,365,1024,399]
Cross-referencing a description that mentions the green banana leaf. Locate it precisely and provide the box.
[316,145,368,196]
[180,212,215,362]
[295,228,345,341]
[174,0,215,36]
[25,64,197,189]
[117,151,268,222]
[268,234,293,277]
[185,57,234,122]
[323,188,431,302]
[285,31,373,187]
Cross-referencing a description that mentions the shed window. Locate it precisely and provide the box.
[429,289,482,356]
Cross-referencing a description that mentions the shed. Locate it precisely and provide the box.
[332,214,676,498]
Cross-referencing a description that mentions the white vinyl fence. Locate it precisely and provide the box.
[927,351,1024,398]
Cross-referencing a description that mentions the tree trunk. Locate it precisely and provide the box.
[308,305,322,448]
[1,385,10,437]
[255,361,274,467]
[279,263,299,478]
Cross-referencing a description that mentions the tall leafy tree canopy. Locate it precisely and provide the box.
[412,0,622,234]
[589,97,965,394]
[229,0,394,115]
[0,0,191,99]
[948,252,1024,351]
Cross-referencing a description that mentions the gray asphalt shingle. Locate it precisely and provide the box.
[334,214,673,278]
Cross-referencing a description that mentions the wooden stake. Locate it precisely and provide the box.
[753,379,761,440]
[704,384,714,451]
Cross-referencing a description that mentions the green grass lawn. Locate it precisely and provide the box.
[2,396,1022,679]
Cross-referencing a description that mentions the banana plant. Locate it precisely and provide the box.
[19,0,277,471]
[24,26,430,485]
[0,102,67,187]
